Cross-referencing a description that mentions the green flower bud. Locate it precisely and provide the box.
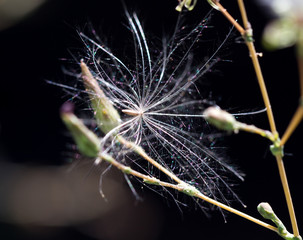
[258,202,302,240]
[257,202,275,220]
[81,61,121,134]
[61,102,100,157]
[203,106,239,133]
[175,0,197,12]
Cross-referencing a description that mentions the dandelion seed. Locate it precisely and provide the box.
[63,10,247,211]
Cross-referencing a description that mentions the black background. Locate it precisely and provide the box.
[0,0,302,239]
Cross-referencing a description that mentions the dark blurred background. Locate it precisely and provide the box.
[0,0,302,239]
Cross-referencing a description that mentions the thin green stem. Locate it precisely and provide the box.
[99,152,278,233]
[237,122,275,142]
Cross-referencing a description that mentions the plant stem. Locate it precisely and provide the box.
[280,55,303,146]
[237,0,300,235]
[215,1,277,134]
[298,50,303,97]
[116,135,183,184]
[237,0,277,134]
[237,1,300,236]
[194,192,278,232]
[245,41,277,134]
[237,122,275,142]
[99,152,278,233]
[213,1,300,236]
[215,2,245,35]
[237,0,249,30]
[276,156,300,237]
[280,106,303,146]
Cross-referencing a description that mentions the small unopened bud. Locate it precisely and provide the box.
[257,202,302,240]
[257,202,275,220]
[61,102,100,157]
[207,0,220,10]
[203,106,239,133]
[175,0,197,12]
[80,61,121,134]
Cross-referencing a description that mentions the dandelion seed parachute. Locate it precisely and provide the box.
[66,10,247,212]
